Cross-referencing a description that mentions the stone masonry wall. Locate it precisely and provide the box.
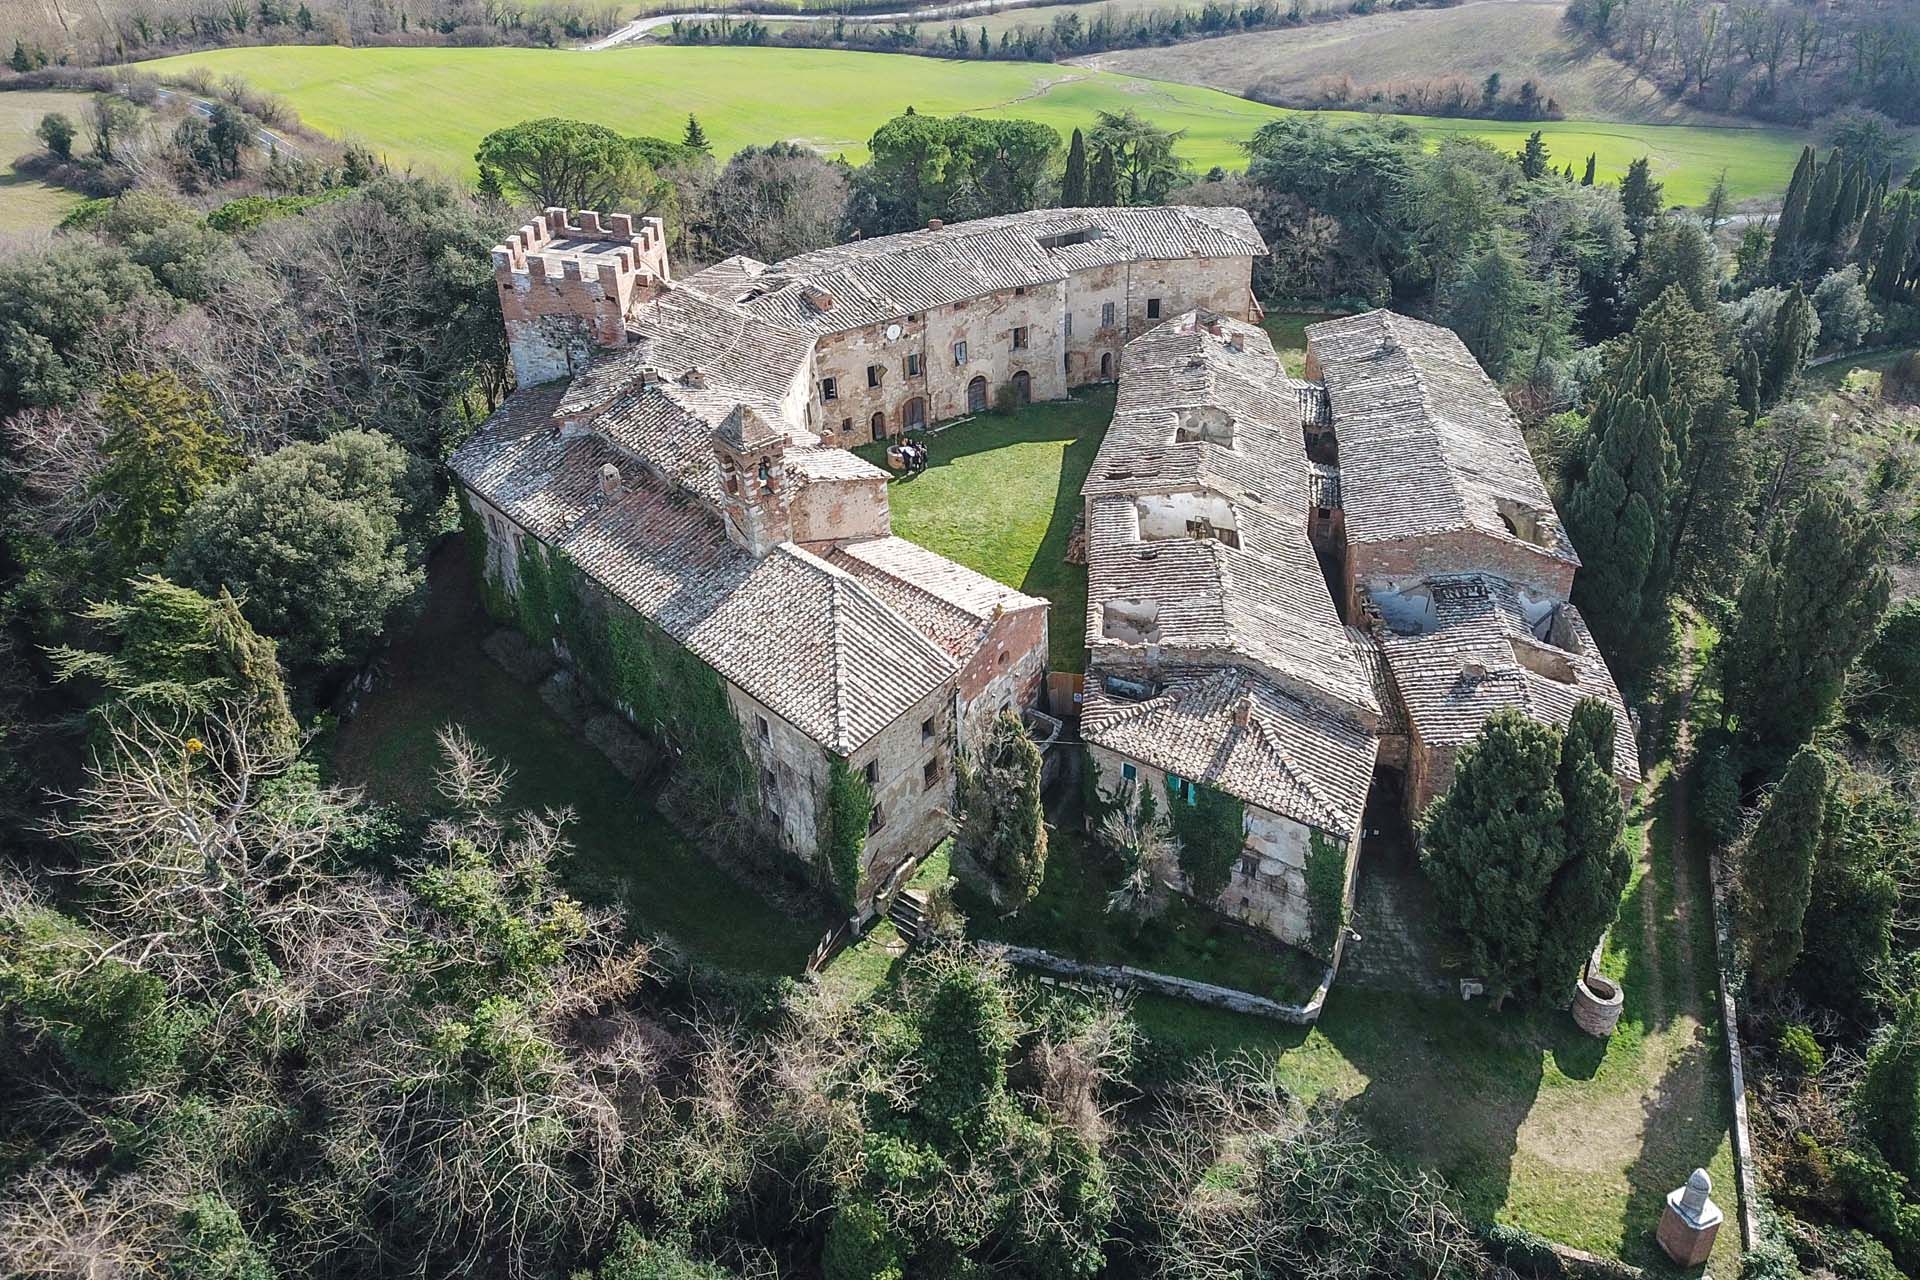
[789,474,891,547]
[956,603,1050,748]
[1084,743,1342,953]
[1124,256,1257,338]
[1348,529,1578,615]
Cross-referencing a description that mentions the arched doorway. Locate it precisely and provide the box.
[966,376,988,414]
[902,397,927,431]
[1011,370,1031,404]
[1099,351,1112,380]
[870,411,888,440]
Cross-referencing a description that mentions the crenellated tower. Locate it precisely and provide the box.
[492,207,671,387]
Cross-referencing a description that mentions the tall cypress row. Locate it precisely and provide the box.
[1770,145,1815,279]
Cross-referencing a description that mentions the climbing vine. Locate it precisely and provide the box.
[514,537,555,648]
[1304,828,1348,964]
[1167,778,1244,903]
[819,756,872,910]
[455,489,514,624]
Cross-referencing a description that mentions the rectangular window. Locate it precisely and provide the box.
[840,417,852,435]
[762,767,777,795]
[1012,326,1028,350]
[921,716,936,744]
[1101,301,1116,326]
[1146,298,1162,320]
[1168,774,1197,805]
[905,352,921,377]
[820,376,838,401]
[867,364,883,388]
[864,759,879,787]
[1239,854,1260,880]
[869,802,885,834]
[952,340,969,366]
[1014,285,1027,296]
[1121,762,1137,783]
[756,715,770,742]
[923,758,941,790]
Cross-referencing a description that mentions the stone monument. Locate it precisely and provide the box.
[1656,1168,1723,1266]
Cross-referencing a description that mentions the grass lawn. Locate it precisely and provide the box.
[855,387,1110,670]
[961,825,1327,1004]
[1808,345,1918,394]
[0,90,89,239]
[327,540,829,975]
[132,44,1804,203]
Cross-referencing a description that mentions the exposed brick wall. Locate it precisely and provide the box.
[1348,529,1577,616]
[493,209,671,388]
[789,474,891,547]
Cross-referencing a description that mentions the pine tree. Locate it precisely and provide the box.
[91,372,244,579]
[9,40,30,73]
[1701,167,1731,232]
[1421,710,1566,1005]
[1581,153,1596,186]
[681,113,711,155]
[1061,128,1088,207]
[1771,145,1815,280]
[1518,131,1549,180]
[1722,486,1891,765]
[1761,283,1817,406]
[1739,745,1830,989]
[1088,143,1118,206]
[1565,353,1674,675]
[1535,700,1632,1000]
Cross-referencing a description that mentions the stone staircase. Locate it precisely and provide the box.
[888,889,929,944]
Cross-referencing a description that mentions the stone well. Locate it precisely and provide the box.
[1572,971,1625,1037]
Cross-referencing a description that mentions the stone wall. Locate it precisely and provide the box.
[1125,256,1257,337]
[842,681,959,897]
[1084,743,1343,954]
[989,942,1335,1024]
[493,210,671,388]
[956,603,1050,747]
[1348,529,1578,615]
[789,473,891,547]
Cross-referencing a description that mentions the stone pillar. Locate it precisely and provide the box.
[1656,1168,1723,1267]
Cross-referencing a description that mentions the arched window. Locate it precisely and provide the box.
[757,457,772,485]
[1100,351,1113,379]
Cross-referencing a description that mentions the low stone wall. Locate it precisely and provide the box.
[985,942,1335,1024]
[1706,842,1762,1251]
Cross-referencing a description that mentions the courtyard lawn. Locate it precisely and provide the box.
[1808,345,1919,394]
[133,44,1804,203]
[856,388,1110,670]
[327,540,828,975]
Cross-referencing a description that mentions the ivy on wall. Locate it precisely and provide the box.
[1167,778,1244,903]
[455,488,514,624]
[500,536,757,826]
[1304,828,1348,965]
[819,756,872,910]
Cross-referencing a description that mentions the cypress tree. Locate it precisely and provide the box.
[1088,143,1118,206]
[1619,157,1663,243]
[1722,486,1891,765]
[1770,145,1815,279]
[1536,700,1632,1001]
[1582,152,1596,186]
[1565,355,1674,675]
[1518,130,1549,180]
[1868,193,1914,303]
[1761,284,1817,406]
[1061,127,1088,207]
[1854,180,1888,271]
[1701,167,1730,232]
[1860,993,1920,1184]
[1801,151,1842,266]
[1739,745,1830,990]
[1421,709,1567,1007]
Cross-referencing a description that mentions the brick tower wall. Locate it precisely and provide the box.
[493,208,671,387]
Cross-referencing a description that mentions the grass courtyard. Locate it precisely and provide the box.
[855,387,1111,670]
[326,541,828,975]
[0,90,90,238]
[134,43,1805,204]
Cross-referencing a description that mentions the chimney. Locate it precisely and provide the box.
[599,462,623,498]
[1226,333,1245,353]
[1233,697,1252,729]
[927,218,944,231]
[679,366,708,389]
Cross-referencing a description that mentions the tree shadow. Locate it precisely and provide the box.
[1618,1035,1732,1275]
[1317,988,1551,1225]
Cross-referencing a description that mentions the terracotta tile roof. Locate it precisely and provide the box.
[827,535,1046,662]
[787,446,890,483]
[450,391,955,757]
[1084,311,1378,721]
[1375,573,1639,782]
[717,206,1267,336]
[559,287,813,420]
[1307,310,1578,566]
[1082,666,1378,837]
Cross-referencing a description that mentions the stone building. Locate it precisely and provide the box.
[1082,306,1639,962]
[456,205,1261,904]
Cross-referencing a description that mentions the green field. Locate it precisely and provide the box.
[0,90,90,238]
[135,44,1804,203]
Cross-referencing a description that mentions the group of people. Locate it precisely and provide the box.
[889,437,931,475]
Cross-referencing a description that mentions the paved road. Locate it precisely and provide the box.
[154,87,303,155]
[583,0,1056,49]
